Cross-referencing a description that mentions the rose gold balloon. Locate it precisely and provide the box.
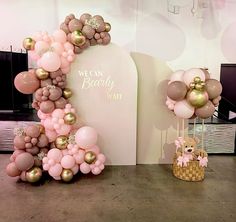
[41,78,52,87]
[37,134,49,147]
[25,125,40,138]
[15,152,34,171]
[68,19,83,32]
[82,25,95,39]
[49,87,62,101]
[14,71,40,94]
[195,101,215,119]
[55,97,67,109]
[167,81,188,101]
[60,22,70,34]
[40,100,55,113]
[6,162,21,177]
[80,13,92,24]
[14,136,26,149]
[205,79,222,100]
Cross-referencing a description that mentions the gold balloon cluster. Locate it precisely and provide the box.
[187,77,209,108]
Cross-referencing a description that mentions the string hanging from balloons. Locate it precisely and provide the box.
[6,13,111,183]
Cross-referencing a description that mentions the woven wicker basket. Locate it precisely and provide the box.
[173,155,205,182]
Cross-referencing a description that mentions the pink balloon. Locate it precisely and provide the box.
[44,118,54,130]
[61,155,76,169]
[60,57,70,69]
[75,126,98,149]
[28,51,40,61]
[52,109,65,118]
[14,71,40,94]
[56,124,71,135]
[51,42,64,55]
[40,51,61,72]
[15,153,34,171]
[47,148,63,163]
[71,164,79,175]
[20,171,27,181]
[10,150,25,162]
[74,150,85,164]
[97,153,106,163]
[14,136,25,149]
[34,41,50,55]
[80,162,91,174]
[37,110,49,120]
[61,66,70,74]
[53,30,67,43]
[6,162,21,177]
[92,167,102,175]
[64,42,74,51]
[49,163,63,177]
[45,129,57,142]
[174,100,195,119]
[87,145,100,155]
[183,68,205,87]
[170,70,184,83]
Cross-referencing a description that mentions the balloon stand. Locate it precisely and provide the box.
[166,68,222,182]
[6,13,111,184]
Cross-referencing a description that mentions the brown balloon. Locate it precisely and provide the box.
[68,19,83,32]
[49,87,62,101]
[195,101,215,119]
[167,81,188,101]
[201,68,211,80]
[37,134,49,147]
[205,79,222,100]
[55,97,67,109]
[40,100,55,113]
[82,25,95,39]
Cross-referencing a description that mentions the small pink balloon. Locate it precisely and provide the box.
[61,66,70,74]
[28,51,40,61]
[92,166,102,175]
[97,153,106,163]
[20,171,27,181]
[14,136,26,149]
[44,118,55,130]
[56,124,71,135]
[74,150,85,164]
[64,42,74,51]
[15,152,34,171]
[45,129,57,142]
[71,164,79,175]
[53,30,67,43]
[25,125,40,138]
[6,162,21,177]
[80,162,91,174]
[87,145,100,154]
[51,42,64,55]
[49,163,63,177]
[60,57,70,69]
[61,155,76,169]
[40,51,61,72]
[47,148,63,163]
[75,126,98,149]
[14,71,40,94]
[40,100,55,114]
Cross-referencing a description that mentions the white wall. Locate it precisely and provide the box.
[1,0,236,79]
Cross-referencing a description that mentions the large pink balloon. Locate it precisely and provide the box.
[61,155,75,169]
[53,30,67,43]
[15,153,34,171]
[174,100,195,119]
[183,68,205,87]
[40,52,61,72]
[6,162,21,177]
[14,71,40,94]
[49,163,63,177]
[47,148,63,163]
[75,126,98,149]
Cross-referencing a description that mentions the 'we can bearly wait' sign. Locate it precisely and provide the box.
[67,43,137,165]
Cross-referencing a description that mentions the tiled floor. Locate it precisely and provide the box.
[0,155,236,222]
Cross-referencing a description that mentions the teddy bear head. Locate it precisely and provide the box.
[181,137,199,154]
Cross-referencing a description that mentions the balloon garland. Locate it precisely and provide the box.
[6,13,111,183]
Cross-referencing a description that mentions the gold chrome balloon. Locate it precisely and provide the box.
[61,169,73,182]
[26,167,42,183]
[35,68,49,80]
[84,151,96,164]
[64,113,76,125]
[37,124,45,134]
[71,30,86,46]
[62,88,73,99]
[23,37,36,50]
[55,136,68,149]
[187,89,209,108]
[105,23,111,32]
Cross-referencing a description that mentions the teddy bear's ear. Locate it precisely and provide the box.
[193,137,200,144]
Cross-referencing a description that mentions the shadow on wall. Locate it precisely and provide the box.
[131,52,181,164]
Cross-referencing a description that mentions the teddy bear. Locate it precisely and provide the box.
[175,136,208,160]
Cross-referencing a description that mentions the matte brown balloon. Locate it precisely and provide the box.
[26,146,39,155]
[41,78,52,87]
[14,136,26,149]
[40,100,55,113]
[68,19,83,32]
[25,125,40,138]
[49,87,62,101]
[80,13,92,24]
[167,81,188,101]
[15,152,34,171]
[6,162,21,177]
[201,68,211,80]
[195,101,215,119]
[14,71,40,94]
[82,25,95,39]
[60,22,70,34]
[37,134,49,147]
[55,97,67,109]
[205,79,222,100]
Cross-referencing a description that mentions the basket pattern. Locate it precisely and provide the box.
[173,156,205,182]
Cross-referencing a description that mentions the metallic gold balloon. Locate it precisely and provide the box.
[64,113,76,125]
[55,136,68,149]
[23,37,36,50]
[26,167,42,183]
[194,76,201,84]
[37,124,45,134]
[105,23,111,32]
[84,151,96,164]
[195,83,204,90]
[71,30,86,46]
[62,88,73,99]
[35,68,49,80]
[187,89,209,108]
[61,169,73,182]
